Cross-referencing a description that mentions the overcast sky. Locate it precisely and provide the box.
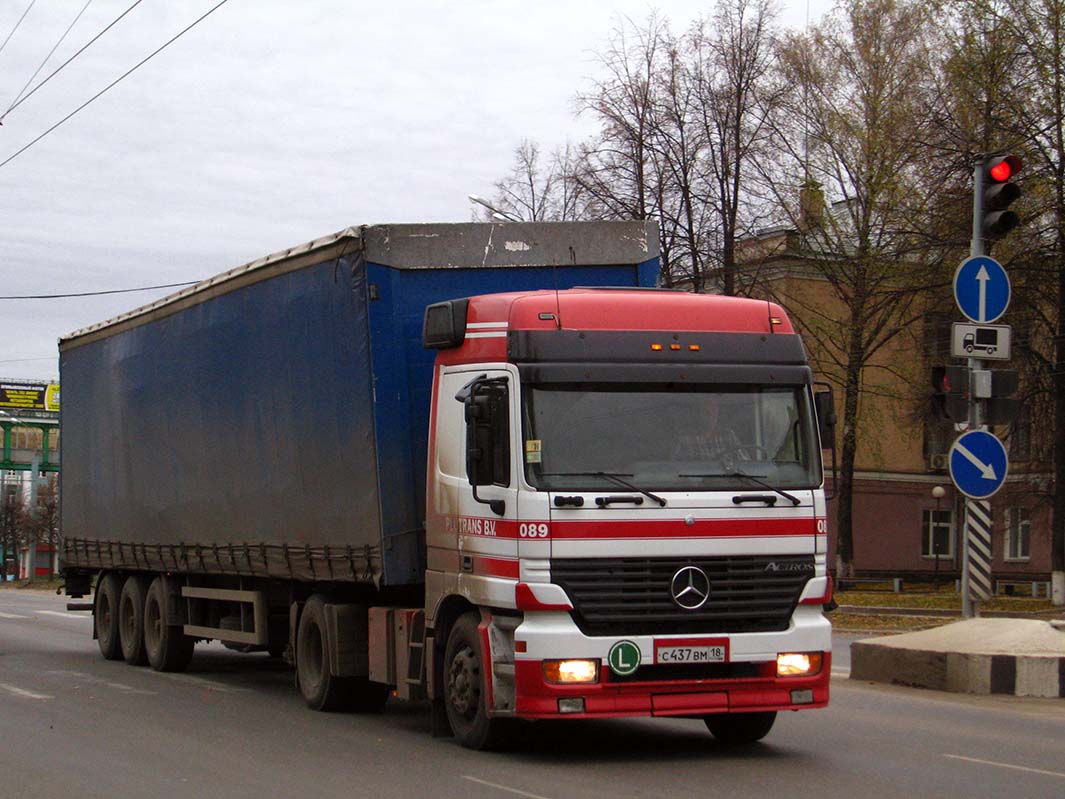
[0,0,832,383]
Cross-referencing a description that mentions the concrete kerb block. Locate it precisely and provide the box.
[849,619,1065,698]
[946,653,991,694]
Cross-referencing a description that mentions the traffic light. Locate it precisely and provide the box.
[980,154,1023,240]
[986,368,1019,425]
[931,365,969,422]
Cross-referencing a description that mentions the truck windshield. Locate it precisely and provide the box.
[522,383,821,492]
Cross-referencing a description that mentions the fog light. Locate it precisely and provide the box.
[543,659,599,684]
[558,697,585,714]
[777,652,823,677]
[791,689,814,704]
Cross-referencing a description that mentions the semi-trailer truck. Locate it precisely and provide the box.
[59,221,835,750]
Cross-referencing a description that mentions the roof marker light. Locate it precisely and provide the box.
[669,343,681,351]
[689,344,701,352]
[650,343,663,351]
[770,317,783,326]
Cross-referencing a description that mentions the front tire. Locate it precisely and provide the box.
[443,612,506,750]
[94,572,124,661]
[118,575,150,666]
[144,577,194,672]
[703,711,777,745]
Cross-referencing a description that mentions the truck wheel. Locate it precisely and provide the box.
[296,595,352,711]
[703,711,777,745]
[144,577,194,672]
[443,612,506,750]
[118,575,150,666]
[94,572,124,661]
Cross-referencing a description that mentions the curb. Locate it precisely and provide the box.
[851,641,1065,698]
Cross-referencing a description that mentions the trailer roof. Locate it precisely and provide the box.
[60,221,658,350]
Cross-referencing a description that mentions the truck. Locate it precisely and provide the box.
[59,221,835,750]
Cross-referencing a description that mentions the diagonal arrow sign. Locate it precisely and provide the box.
[975,265,989,322]
[954,441,997,480]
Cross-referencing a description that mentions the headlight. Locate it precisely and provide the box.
[777,652,823,677]
[543,659,600,684]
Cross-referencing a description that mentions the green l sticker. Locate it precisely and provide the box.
[607,640,641,676]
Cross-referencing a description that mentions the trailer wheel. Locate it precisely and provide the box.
[94,572,124,661]
[144,577,194,672]
[443,612,506,750]
[703,711,776,745]
[296,595,351,711]
[118,575,150,666]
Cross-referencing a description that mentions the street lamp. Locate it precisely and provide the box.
[932,485,946,589]
[468,194,521,222]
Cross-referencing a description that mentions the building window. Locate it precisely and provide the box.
[922,509,953,558]
[1005,507,1030,561]
[1009,410,1030,462]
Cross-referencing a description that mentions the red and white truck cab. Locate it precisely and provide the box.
[421,287,834,748]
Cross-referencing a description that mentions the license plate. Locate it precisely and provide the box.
[654,638,729,664]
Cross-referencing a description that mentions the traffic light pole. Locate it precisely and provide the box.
[964,159,986,619]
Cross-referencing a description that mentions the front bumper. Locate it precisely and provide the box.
[513,655,829,718]
[508,606,831,719]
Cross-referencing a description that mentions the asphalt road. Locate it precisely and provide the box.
[1,589,1063,799]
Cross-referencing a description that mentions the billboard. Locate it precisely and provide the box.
[0,381,60,413]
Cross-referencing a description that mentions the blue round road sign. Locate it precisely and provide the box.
[949,430,1008,499]
[954,256,1010,324]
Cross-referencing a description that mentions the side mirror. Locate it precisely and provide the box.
[456,376,509,515]
[813,382,838,501]
[814,389,837,448]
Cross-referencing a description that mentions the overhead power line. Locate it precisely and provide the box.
[0,0,37,60]
[1,0,144,124]
[0,0,232,169]
[0,280,200,300]
[6,0,95,116]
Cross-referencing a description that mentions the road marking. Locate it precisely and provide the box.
[944,754,1065,780]
[46,670,158,696]
[462,776,554,799]
[35,610,89,620]
[152,672,248,693]
[0,611,29,619]
[0,682,53,700]
[831,669,850,678]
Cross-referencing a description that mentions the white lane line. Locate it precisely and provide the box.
[35,610,89,620]
[831,669,850,677]
[46,670,157,696]
[944,754,1065,779]
[0,611,30,619]
[462,776,553,799]
[0,682,53,700]
[152,672,248,693]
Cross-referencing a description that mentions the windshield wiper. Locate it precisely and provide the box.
[540,471,667,507]
[679,471,801,507]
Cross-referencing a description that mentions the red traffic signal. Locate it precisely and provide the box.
[981,154,1023,240]
[988,155,1021,183]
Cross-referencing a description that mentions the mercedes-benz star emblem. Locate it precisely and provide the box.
[670,566,710,610]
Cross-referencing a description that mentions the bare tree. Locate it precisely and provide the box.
[761,0,947,576]
[486,140,591,222]
[690,0,783,295]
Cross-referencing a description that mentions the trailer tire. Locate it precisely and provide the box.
[118,575,150,666]
[94,572,124,661]
[297,595,353,711]
[144,577,194,672]
[443,612,506,750]
[703,711,776,745]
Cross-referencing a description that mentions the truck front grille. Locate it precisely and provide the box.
[550,555,814,637]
